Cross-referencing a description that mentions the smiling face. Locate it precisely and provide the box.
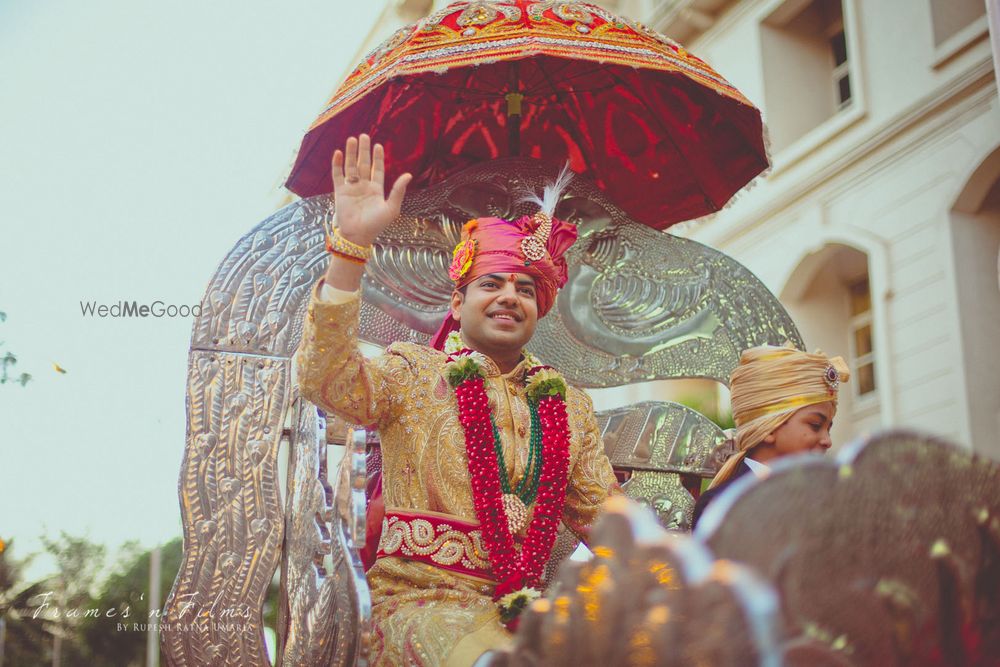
[450,272,539,367]
[750,402,836,463]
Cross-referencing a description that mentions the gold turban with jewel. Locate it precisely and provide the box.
[708,345,851,490]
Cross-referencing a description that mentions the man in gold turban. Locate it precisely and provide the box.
[692,345,851,528]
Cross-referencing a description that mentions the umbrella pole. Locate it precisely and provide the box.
[506,63,523,156]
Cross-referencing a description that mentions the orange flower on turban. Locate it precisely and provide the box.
[448,220,480,281]
[449,238,477,281]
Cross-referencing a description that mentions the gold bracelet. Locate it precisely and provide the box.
[325,237,368,264]
[328,227,373,262]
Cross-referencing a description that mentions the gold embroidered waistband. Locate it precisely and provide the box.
[376,509,493,581]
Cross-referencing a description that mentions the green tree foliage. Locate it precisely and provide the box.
[0,311,31,387]
[0,539,53,666]
[3,532,289,664]
[33,532,108,666]
[78,538,183,667]
[3,535,188,666]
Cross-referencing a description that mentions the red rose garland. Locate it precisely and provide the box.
[447,348,572,629]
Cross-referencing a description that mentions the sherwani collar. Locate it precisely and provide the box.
[477,353,532,382]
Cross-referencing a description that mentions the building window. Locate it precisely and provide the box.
[830,27,851,109]
[929,0,985,48]
[783,244,879,446]
[760,0,852,153]
[847,277,876,397]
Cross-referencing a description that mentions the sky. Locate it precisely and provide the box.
[0,0,389,579]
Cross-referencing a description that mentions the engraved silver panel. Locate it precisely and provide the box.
[596,401,727,476]
[279,409,371,667]
[165,198,319,665]
[598,400,726,532]
[162,351,288,666]
[621,472,695,533]
[187,198,328,359]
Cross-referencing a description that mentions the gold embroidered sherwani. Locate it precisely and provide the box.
[296,285,619,666]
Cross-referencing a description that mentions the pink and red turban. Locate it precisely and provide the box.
[430,212,578,349]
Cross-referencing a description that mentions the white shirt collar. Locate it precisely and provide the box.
[743,457,771,479]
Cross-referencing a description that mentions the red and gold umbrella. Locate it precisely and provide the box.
[285,0,768,230]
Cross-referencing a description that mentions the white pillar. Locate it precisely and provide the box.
[146,546,162,667]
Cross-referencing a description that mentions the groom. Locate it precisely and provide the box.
[296,134,618,666]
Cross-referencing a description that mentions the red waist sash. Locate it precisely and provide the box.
[376,509,493,581]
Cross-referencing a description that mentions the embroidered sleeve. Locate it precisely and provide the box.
[296,281,411,429]
[561,388,621,545]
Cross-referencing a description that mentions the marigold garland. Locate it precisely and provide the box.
[445,345,571,629]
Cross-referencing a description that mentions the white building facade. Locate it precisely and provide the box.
[344,0,1000,457]
[627,0,999,458]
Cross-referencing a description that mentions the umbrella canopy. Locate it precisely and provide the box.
[285,0,769,230]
